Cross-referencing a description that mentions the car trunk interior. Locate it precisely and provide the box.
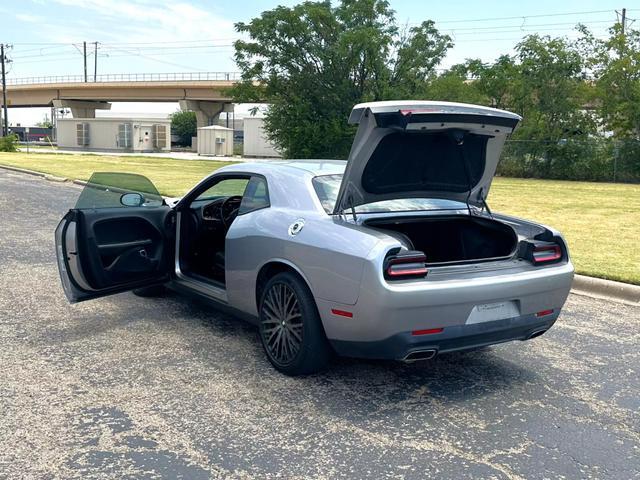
[365,215,518,265]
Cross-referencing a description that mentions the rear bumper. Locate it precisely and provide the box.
[317,260,573,346]
[330,312,558,360]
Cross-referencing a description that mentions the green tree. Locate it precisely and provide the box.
[423,62,488,105]
[37,114,53,129]
[0,134,19,152]
[466,35,598,179]
[170,110,197,145]
[586,24,640,139]
[467,56,520,110]
[232,0,451,158]
[514,35,595,138]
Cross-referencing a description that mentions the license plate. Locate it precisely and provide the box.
[466,301,520,325]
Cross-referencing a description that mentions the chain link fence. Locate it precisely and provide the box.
[498,139,640,183]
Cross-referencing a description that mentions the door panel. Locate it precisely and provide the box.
[56,206,172,303]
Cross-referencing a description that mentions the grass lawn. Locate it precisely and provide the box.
[0,151,231,197]
[1,151,638,285]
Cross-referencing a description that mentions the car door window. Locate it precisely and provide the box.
[238,176,270,214]
[196,178,249,201]
[75,172,164,209]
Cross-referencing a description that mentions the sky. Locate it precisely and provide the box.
[2,0,636,126]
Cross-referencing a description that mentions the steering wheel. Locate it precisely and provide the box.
[220,195,243,229]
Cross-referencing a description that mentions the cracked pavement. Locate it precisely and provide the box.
[0,169,638,479]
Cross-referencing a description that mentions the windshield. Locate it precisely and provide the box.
[312,174,467,214]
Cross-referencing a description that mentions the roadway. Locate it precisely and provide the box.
[0,169,638,479]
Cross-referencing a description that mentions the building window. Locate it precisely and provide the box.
[117,123,132,148]
[76,123,90,146]
[152,124,167,149]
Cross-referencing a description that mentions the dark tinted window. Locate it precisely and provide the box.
[75,172,163,209]
[238,176,270,214]
[362,131,488,194]
[196,178,249,201]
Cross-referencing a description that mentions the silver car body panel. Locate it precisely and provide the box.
[166,160,573,351]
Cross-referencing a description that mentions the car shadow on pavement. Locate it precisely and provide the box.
[157,290,539,406]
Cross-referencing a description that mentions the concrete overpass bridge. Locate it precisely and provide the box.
[3,72,241,128]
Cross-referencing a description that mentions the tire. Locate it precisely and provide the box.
[258,272,332,376]
[132,284,167,297]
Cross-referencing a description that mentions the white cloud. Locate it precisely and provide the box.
[15,13,44,23]
[44,0,238,43]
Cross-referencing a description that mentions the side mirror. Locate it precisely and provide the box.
[120,192,144,207]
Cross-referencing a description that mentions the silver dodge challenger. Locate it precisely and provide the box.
[55,101,574,375]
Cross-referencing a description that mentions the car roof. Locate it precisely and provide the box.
[216,159,346,178]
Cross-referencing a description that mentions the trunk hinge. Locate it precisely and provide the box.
[338,191,358,222]
[347,193,358,222]
[478,188,493,218]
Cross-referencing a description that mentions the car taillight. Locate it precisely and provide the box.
[384,250,428,280]
[532,244,562,264]
[519,240,563,266]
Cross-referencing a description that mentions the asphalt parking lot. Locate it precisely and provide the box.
[0,169,638,479]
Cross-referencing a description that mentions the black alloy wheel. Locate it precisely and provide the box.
[261,281,304,365]
[258,272,332,375]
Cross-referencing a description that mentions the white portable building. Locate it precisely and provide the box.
[197,125,234,156]
[56,117,171,152]
[243,117,281,158]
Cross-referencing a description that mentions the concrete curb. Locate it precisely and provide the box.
[572,274,640,306]
[0,164,78,185]
[0,164,47,178]
[44,174,68,182]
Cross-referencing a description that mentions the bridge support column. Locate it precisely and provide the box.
[179,100,233,129]
[52,99,111,118]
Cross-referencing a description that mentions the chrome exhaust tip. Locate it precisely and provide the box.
[403,349,438,362]
[527,329,548,340]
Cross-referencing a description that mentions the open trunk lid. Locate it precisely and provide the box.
[333,101,521,214]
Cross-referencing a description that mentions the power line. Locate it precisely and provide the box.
[99,45,210,71]
[439,19,614,33]
[11,49,235,65]
[100,38,240,46]
[432,8,619,24]
[8,44,77,55]
[11,44,234,60]
[448,25,612,37]
[453,34,609,43]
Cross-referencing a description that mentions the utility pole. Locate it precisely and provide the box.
[94,41,98,82]
[1,44,8,137]
[83,41,87,82]
[621,8,627,35]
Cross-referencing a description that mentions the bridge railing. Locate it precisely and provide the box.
[6,71,242,85]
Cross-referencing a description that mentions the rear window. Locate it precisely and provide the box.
[312,174,466,214]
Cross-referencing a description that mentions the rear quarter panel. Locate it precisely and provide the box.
[225,208,382,316]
